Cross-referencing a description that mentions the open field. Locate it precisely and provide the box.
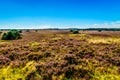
[0,30,120,80]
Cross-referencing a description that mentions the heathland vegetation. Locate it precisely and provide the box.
[0,29,120,80]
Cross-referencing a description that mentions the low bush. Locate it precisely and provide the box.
[27,53,43,61]
[35,30,38,32]
[73,30,79,34]
[70,30,79,34]
[70,30,73,32]
[18,30,22,33]
[0,32,2,35]
[1,30,22,40]
[98,29,102,32]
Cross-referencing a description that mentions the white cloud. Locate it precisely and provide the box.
[0,21,120,29]
[82,21,120,28]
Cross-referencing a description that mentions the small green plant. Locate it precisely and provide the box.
[1,30,22,40]
[72,30,79,34]
[18,30,22,33]
[0,32,2,35]
[35,30,38,32]
[70,30,79,34]
[70,30,73,32]
[98,29,102,32]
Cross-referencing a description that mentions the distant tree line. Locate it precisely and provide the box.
[82,28,120,31]
[41,28,120,31]
[0,28,120,31]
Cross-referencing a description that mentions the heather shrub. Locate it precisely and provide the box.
[44,52,51,57]
[27,53,43,61]
[63,54,77,64]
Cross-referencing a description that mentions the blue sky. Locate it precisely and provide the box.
[0,0,120,29]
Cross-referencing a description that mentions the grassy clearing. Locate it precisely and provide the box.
[0,61,38,80]
[88,37,120,44]
[93,66,120,80]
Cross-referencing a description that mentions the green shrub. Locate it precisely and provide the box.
[1,30,22,40]
[70,30,79,34]
[72,30,79,34]
[0,32,2,35]
[98,29,102,32]
[70,30,73,32]
[18,30,22,33]
[0,32,2,37]
[35,30,38,32]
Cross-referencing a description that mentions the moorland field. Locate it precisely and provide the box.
[0,30,120,80]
